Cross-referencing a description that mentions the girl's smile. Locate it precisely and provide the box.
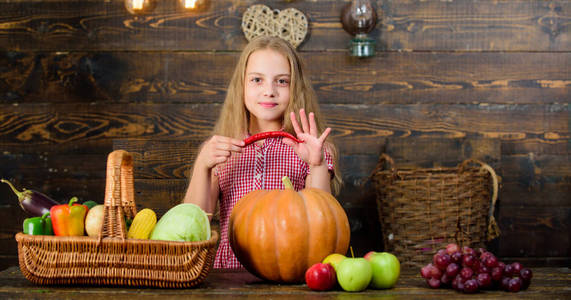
[258,101,278,108]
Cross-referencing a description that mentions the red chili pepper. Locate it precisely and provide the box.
[244,131,304,146]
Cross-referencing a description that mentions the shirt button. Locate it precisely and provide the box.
[256,152,263,159]
[254,174,261,180]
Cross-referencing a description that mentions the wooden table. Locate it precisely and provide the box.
[0,266,569,299]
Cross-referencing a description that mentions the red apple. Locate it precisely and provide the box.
[305,263,336,291]
[364,251,376,260]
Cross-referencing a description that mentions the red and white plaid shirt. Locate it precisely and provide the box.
[213,135,334,269]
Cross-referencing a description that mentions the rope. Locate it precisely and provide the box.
[242,4,308,48]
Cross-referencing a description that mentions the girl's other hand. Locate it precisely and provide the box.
[283,109,331,167]
[197,135,244,170]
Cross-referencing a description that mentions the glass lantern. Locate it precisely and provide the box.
[341,0,377,57]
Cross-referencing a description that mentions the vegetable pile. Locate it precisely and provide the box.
[3,179,211,242]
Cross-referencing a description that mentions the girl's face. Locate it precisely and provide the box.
[244,48,291,133]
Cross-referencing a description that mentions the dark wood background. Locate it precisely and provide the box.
[0,0,569,270]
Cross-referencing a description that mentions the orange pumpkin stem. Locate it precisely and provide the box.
[281,176,294,190]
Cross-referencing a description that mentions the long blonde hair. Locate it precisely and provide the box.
[213,36,342,195]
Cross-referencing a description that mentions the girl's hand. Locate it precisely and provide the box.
[283,109,331,167]
[196,135,244,170]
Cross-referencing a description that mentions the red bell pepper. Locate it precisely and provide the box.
[50,197,88,236]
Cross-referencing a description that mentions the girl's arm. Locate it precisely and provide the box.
[183,136,244,219]
[183,160,219,220]
[283,109,333,193]
[305,159,331,193]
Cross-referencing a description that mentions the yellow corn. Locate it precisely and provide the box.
[127,208,157,239]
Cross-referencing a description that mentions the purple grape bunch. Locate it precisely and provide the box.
[420,244,533,293]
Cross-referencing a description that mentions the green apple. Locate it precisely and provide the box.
[367,252,400,289]
[322,253,346,272]
[336,257,372,292]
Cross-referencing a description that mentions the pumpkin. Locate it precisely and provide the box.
[229,176,350,283]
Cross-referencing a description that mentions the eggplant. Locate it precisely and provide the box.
[1,179,60,216]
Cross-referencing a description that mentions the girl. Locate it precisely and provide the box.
[183,36,342,268]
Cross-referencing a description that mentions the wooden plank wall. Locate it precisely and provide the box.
[0,0,569,270]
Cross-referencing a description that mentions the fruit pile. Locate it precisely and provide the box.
[421,243,533,293]
[305,250,401,292]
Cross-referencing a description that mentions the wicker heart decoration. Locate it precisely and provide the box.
[241,4,308,48]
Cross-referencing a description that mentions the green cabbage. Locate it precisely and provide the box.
[150,203,211,242]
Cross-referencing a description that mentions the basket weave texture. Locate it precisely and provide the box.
[16,150,218,288]
[371,154,500,268]
[241,4,308,48]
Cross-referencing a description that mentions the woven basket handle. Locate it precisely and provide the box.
[370,153,397,179]
[99,150,138,241]
[459,159,501,241]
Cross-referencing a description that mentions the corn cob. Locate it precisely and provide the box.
[127,208,157,239]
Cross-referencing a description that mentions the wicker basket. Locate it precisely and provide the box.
[371,154,500,268]
[16,150,218,288]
